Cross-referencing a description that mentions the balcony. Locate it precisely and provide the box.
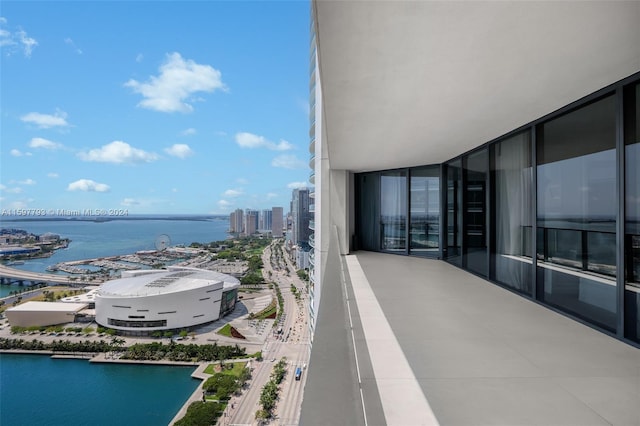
[309,137,315,154]
[309,220,315,231]
[301,249,640,425]
[309,154,316,169]
[309,203,315,213]
[309,172,315,186]
[309,234,315,248]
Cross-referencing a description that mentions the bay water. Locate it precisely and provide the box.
[0,217,231,425]
[0,353,199,426]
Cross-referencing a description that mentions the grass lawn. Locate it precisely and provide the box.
[204,361,247,376]
[217,323,233,338]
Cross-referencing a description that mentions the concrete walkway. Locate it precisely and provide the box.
[302,250,640,426]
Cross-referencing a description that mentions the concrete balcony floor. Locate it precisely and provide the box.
[301,250,640,426]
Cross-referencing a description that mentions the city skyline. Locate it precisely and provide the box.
[1,1,311,215]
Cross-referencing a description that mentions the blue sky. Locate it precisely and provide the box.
[0,1,311,216]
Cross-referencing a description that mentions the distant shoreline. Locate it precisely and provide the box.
[0,215,228,223]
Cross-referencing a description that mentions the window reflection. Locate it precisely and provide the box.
[624,82,640,342]
[410,166,440,256]
[537,95,617,331]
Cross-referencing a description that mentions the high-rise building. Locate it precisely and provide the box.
[304,1,640,425]
[228,208,244,235]
[291,188,311,245]
[244,209,258,236]
[271,207,283,238]
[260,209,272,232]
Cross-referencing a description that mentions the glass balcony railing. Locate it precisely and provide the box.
[309,234,315,248]
[309,154,315,169]
[309,172,315,186]
[309,220,315,231]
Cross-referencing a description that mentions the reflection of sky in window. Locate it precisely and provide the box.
[538,148,616,221]
[410,177,440,215]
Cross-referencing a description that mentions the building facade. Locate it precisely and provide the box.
[291,188,312,246]
[95,267,240,335]
[229,208,244,235]
[272,206,284,238]
[310,0,640,346]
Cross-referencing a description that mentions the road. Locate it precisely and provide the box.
[0,264,94,286]
[222,240,311,426]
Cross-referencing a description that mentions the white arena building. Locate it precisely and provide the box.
[95,267,240,334]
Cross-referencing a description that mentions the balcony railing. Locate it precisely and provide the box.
[309,220,315,231]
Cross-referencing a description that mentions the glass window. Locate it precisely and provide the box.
[381,171,407,252]
[410,166,440,256]
[491,131,532,294]
[445,160,462,266]
[537,95,617,331]
[464,149,488,277]
[625,82,640,342]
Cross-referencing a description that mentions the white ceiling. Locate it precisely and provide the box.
[314,0,640,172]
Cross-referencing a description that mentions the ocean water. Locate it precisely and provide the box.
[0,217,230,297]
[0,353,199,426]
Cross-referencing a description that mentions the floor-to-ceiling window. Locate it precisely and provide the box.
[381,171,407,252]
[536,94,618,332]
[490,131,533,295]
[625,82,640,343]
[445,160,463,266]
[464,149,488,277]
[410,166,440,256]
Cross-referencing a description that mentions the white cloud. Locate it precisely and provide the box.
[125,52,226,113]
[47,173,59,178]
[121,198,140,206]
[236,178,249,185]
[217,200,232,210]
[272,155,306,170]
[4,187,23,194]
[164,143,194,159]
[180,128,197,136]
[223,189,243,198]
[21,110,69,128]
[17,179,36,185]
[10,149,22,157]
[171,188,178,193]
[64,37,82,55]
[78,141,159,164]
[28,137,63,150]
[235,132,294,151]
[287,181,309,189]
[266,192,278,199]
[67,179,110,192]
[135,53,143,63]
[0,19,37,57]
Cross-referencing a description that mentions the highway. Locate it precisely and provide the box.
[223,240,311,426]
[0,264,94,286]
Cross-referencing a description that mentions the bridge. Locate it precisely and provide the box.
[0,264,98,287]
